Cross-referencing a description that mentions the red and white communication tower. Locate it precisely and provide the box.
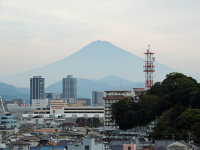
[144,45,155,89]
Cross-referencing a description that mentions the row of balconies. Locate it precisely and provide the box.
[64,111,103,113]
[104,100,119,103]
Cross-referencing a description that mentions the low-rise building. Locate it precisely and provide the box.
[32,115,45,124]
[6,99,25,107]
[32,99,49,109]
[33,106,104,118]
[6,141,30,150]
[0,113,16,129]
[78,98,91,106]
[67,137,104,150]
[32,99,104,118]
[123,144,136,150]
[50,99,67,114]
[133,88,145,102]
[30,145,65,150]
[154,140,188,150]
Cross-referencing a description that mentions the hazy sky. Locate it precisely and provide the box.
[0,0,200,80]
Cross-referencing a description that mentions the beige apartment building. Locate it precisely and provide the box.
[103,91,132,128]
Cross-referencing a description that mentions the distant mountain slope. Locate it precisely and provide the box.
[0,75,143,102]
[0,40,176,87]
[46,76,144,98]
[46,78,114,98]
[0,82,29,102]
[96,75,144,89]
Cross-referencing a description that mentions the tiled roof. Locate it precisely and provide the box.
[7,140,30,145]
[47,141,57,146]
[34,128,56,133]
[21,137,39,141]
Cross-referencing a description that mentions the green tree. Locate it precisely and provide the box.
[191,89,200,109]
[139,95,162,122]
[111,72,200,142]
[75,117,87,127]
[149,110,174,140]
[111,98,139,130]
[175,108,200,142]
[161,72,199,106]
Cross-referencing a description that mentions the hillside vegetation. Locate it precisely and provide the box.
[111,72,200,142]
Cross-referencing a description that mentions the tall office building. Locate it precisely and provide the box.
[92,91,104,106]
[62,75,77,104]
[30,76,45,105]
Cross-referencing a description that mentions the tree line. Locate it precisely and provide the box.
[111,72,200,143]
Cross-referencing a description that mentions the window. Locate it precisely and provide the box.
[128,146,131,150]
[1,117,7,119]
[85,145,89,150]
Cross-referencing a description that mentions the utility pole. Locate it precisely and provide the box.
[188,131,191,150]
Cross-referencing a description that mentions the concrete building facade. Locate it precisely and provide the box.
[0,114,17,129]
[78,98,91,106]
[30,76,45,105]
[103,91,132,128]
[133,88,145,102]
[50,99,67,114]
[33,106,104,118]
[62,75,77,104]
[92,91,104,106]
[32,99,49,109]
[7,141,30,150]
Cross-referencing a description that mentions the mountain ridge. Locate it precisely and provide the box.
[0,40,176,87]
[46,75,145,98]
[0,76,144,103]
[0,82,29,102]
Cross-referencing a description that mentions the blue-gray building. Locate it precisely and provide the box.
[0,114,16,130]
[30,76,45,105]
[92,91,104,106]
[78,98,91,106]
[62,75,77,104]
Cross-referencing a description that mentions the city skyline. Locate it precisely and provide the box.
[0,0,200,81]
[1,1,200,146]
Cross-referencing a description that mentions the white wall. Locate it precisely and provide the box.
[32,99,49,109]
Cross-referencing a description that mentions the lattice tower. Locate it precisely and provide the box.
[144,45,155,89]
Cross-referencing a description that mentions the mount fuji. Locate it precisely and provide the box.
[0,40,175,87]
